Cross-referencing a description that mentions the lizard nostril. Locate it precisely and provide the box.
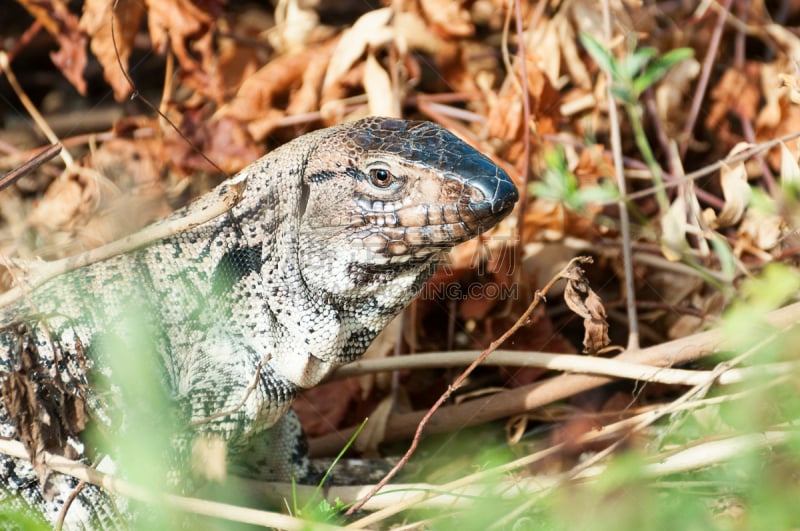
[466,167,518,216]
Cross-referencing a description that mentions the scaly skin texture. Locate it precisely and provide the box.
[0,117,518,528]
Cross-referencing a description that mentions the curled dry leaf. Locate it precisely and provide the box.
[27,174,96,236]
[780,141,800,189]
[79,0,145,101]
[364,52,397,118]
[756,62,800,168]
[778,72,800,105]
[661,195,688,261]
[0,322,88,491]
[292,378,362,438]
[553,9,590,89]
[668,291,725,339]
[739,207,786,253]
[756,62,789,132]
[323,7,393,90]
[487,56,561,163]
[145,0,224,102]
[269,0,321,54]
[707,143,753,229]
[359,314,403,399]
[222,40,337,141]
[706,66,761,147]
[17,0,88,95]
[191,434,227,482]
[655,56,700,137]
[418,0,473,38]
[561,259,610,354]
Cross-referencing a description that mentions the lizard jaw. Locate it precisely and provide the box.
[350,171,518,262]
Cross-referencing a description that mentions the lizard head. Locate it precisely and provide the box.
[297,117,518,300]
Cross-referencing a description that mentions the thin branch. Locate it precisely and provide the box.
[0,179,247,308]
[0,52,74,169]
[332,350,799,388]
[679,0,733,157]
[345,256,593,514]
[618,129,800,205]
[312,300,800,456]
[0,143,62,191]
[599,0,639,350]
[347,349,792,528]
[189,354,271,427]
[109,0,225,176]
[0,438,350,531]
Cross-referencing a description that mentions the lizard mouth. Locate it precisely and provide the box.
[353,169,518,260]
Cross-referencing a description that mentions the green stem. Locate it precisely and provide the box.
[625,102,670,214]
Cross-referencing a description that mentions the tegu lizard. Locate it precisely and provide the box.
[0,117,518,528]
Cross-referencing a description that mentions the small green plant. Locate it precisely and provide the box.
[293,418,368,523]
[579,32,693,213]
[532,146,618,212]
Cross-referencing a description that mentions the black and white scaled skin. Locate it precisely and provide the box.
[0,117,518,528]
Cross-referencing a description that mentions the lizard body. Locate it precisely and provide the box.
[0,117,517,528]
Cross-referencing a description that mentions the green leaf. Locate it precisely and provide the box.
[708,232,736,281]
[633,48,694,96]
[619,46,657,80]
[579,32,619,79]
[532,147,579,204]
[610,83,636,105]
[575,184,620,204]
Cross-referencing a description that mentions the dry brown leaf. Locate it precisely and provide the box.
[778,72,800,105]
[523,199,565,240]
[756,62,800,168]
[17,0,88,94]
[27,174,94,235]
[359,314,403,399]
[554,11,590,89]
[0,322,88,490]
[222,41,336,141]
[216,10,271,94]
[191,434,227,482]
[165,110,262,175]
[573,143,613,187]
[394,11,444,55]
[487,55,560,163]
[706,66,761,147]
[739,207,786,253]
[352,396,394,457]
[293,378,361,437]
[28,135,171,252]
[487,78,523,144]
[661,195,688,261]
[668,292,725,339]
[655,56,700,137]
[79,0,145,100]
[418,0,473,38]
[715,162,751,227]
[323,7,393,90]
[757,62,788,131]
[780,141,800,189]
[364,52,397,118]
[527,17,562,87]
[562,261,610,354]
[145,0,224,102]
[286,41,335,117]
[708,144,752,228]
[269,0,321,54]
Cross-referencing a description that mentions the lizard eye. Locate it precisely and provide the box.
[369,168,394,188]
